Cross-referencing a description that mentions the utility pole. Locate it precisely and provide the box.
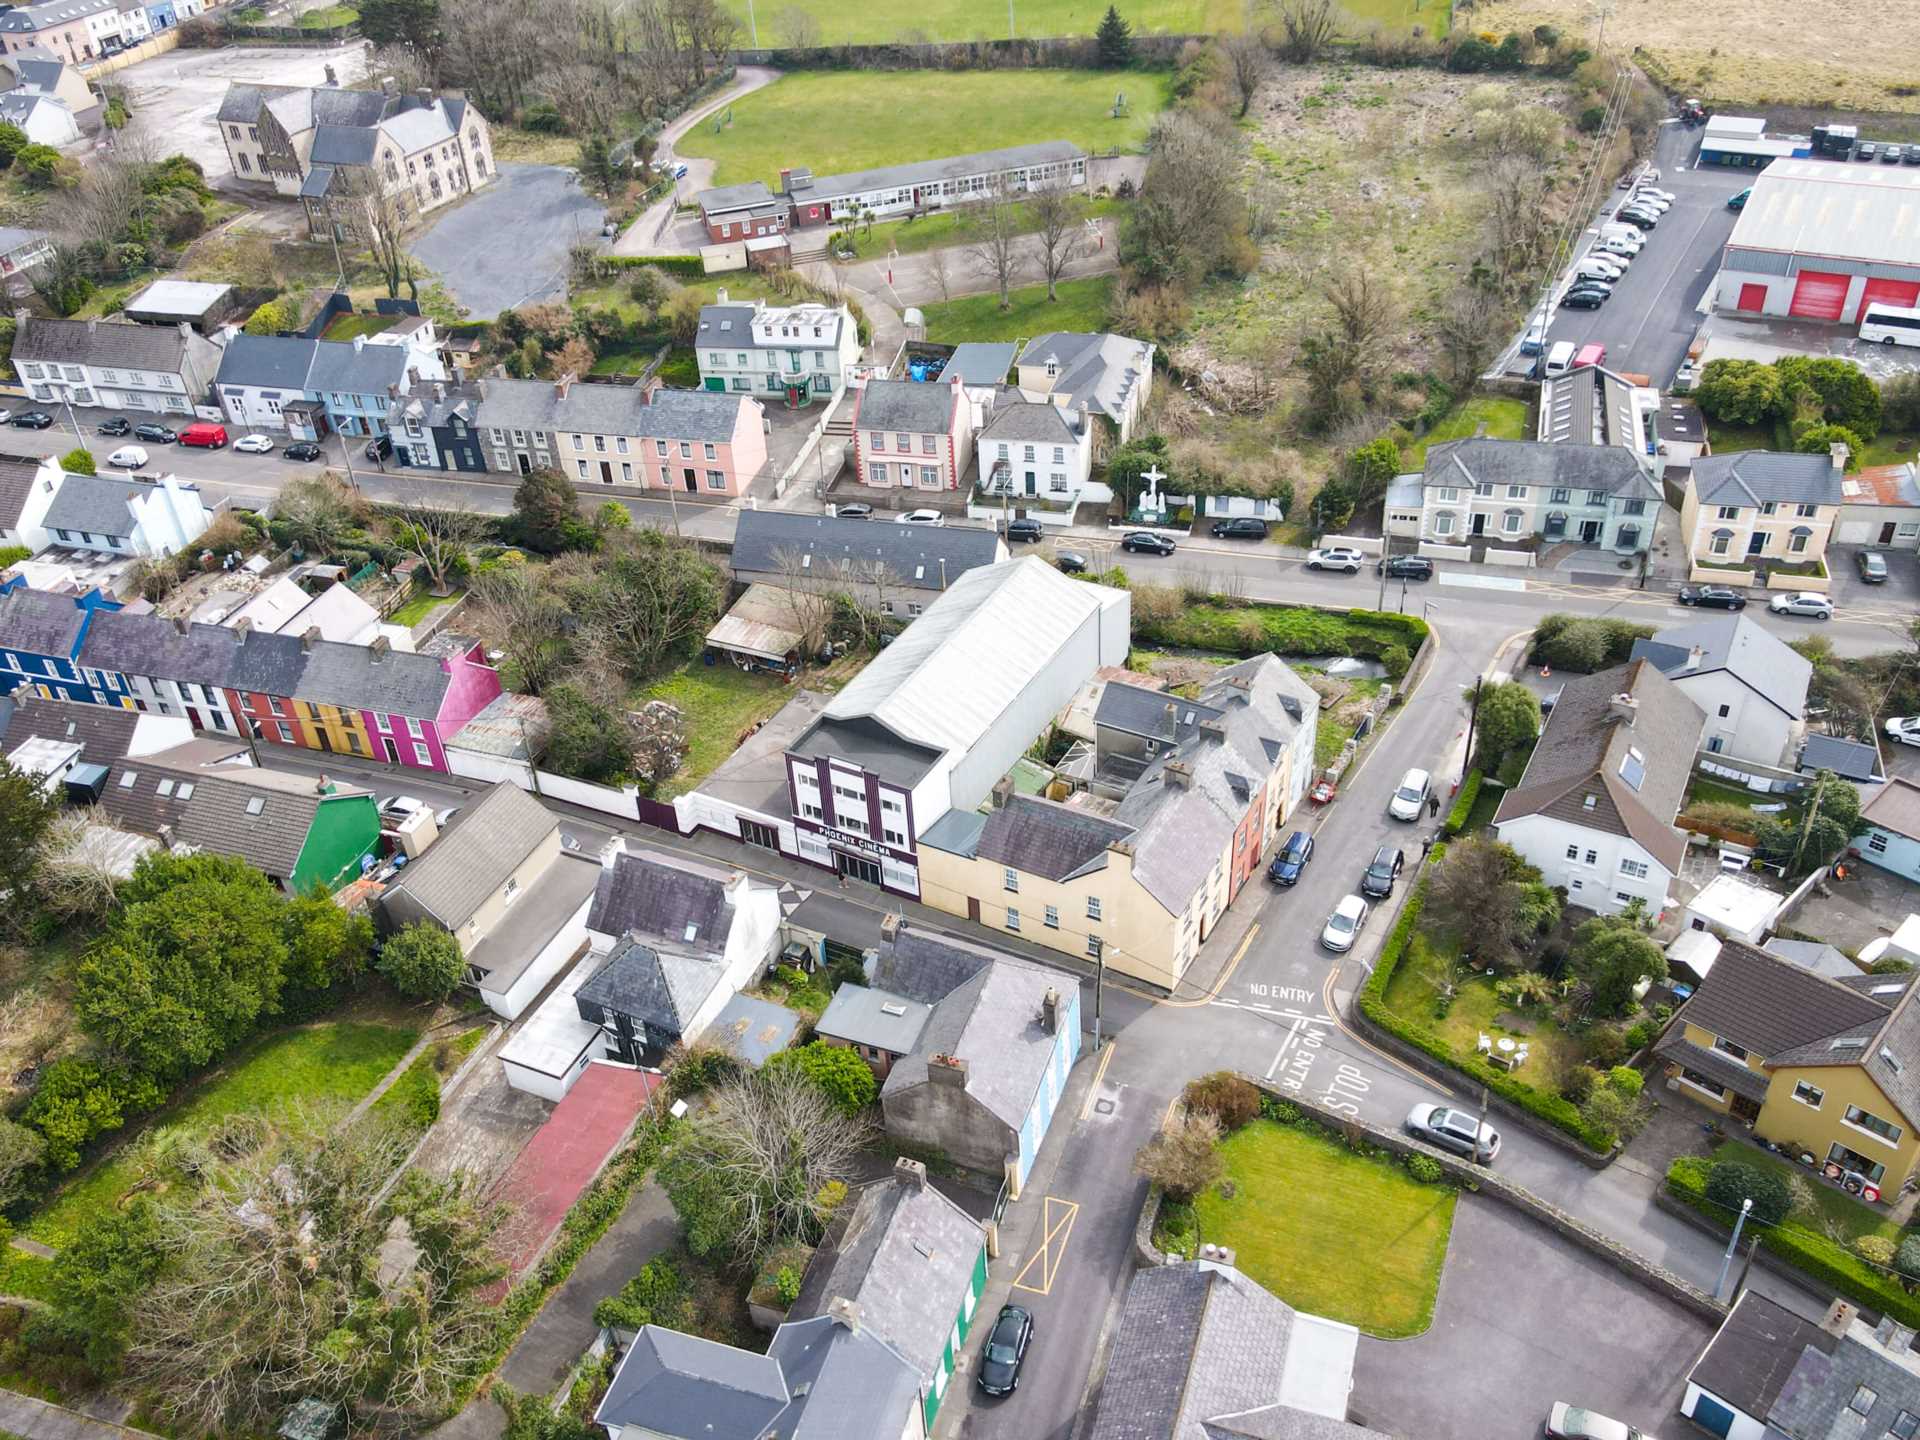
[1376,539,1390,612]
[1462,676,1484,780]
[1714,1197,1753,1299]
[1790,770,1832,874]
[746,0,758,46]
[1093,940,1106,1051]
[1731,1231,1762,1303]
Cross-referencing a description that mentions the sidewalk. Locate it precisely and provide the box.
[0,1390,160,1440]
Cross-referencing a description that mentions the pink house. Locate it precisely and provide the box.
[632,386,768,499]
[292,632,502,773]
[851,376,971,493]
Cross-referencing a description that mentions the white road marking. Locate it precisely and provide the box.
[1438,572,1529,592]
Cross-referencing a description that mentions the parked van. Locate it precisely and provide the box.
[1541,341,1577,378]
[1573,343,1607,370]
[1599,223,1644,245]
[1576,258,1624,283]
[179,422,228,449]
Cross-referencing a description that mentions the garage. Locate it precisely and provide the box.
[1789,270,1851,321]
[1859,278,1920,314]
[1736,283,1768,312]
[1836,520,1876,544]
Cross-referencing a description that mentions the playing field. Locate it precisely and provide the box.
[675,70,1167,191]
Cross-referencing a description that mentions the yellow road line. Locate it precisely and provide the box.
[1011,1197,1081,1296]
[1320,964,1452,1095]
[1162,923,1260,1009]
[1079,1039,1119,1122]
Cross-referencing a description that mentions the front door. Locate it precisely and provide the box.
[1747,532,1766,556]
[1025,470,1036,495]
[1579,520,1602,543]
[967,897,981,923]
[834,851,882,886]
[1883,522,1899,544]
[383,737,398,763]
[517,454,532,474]
[1470,513,1487,537]
[600,461,613,484]
[683,467,697,492]
[1730,1093,1761,1123]
[316,729,332,753]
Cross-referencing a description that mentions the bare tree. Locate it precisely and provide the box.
[1482,155,1551,287]
[924,243,953,303]
[1026,179,1085,303]
[388,486,489,593]
[1433,283,1502,386]
[774,5,820,46]
[769,544,837,653]
[966,178,1025,312]
[1269,0,1342,62]
[49,124,160,259]
[667,0,738,82]
[38,809,134,922]
[332,164,419,300]
[273,472,365,555]
[355,43,437,94]
[1132,1109,1224,1202]
[470,567,572,695]
[1218,32,1269,118]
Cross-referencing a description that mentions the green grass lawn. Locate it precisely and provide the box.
[298,2,359,25]
[1707,1138,1901,1245]
[723,0,1236,43]
[1343,0,1450,34]
[919,275,1112,344]
[1686,776,1761,809]
[387,585,460,628]
[1703,419,1783,454]
[676,71,1166,191]
[323,312,399,342]
[1380,930,1587,1079]
[633,660,808,800]
[1406,395,1530,467]
[839,196,1126,260]
[1195,1119,1455,1337]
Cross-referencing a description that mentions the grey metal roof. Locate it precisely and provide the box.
[43,473,182,539]
[292,637,451,718]
[979,398,1079,445]
[381,781,555,928]
[943,343,1016,386]
[1423,437,1659,499]
[1689,1291,1836,1420]
[815,983,931,1055]
[14,315,205,373]
[789,714,942,789]
[707,991,801,1067]
[1763,937,1864,980]
[1632,614,1812,720]
[1691,450,1846,508]
[853,378,957,435]
[1015,330,1155,428]
[596,1326,789,1438]
[696,180,777,214]
[0,452,41,530]
[972,793,1133,883]
[763,1315,923,1440]
[1801,733,1880,781]
[0,583,100,658]
[795,140,1082,204]
[917,807,987,856]
[574,934,722,1038]
[587,851,734,955]
[730,509,1002,592]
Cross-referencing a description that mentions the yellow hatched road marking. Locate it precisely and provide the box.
[1010,1197,1080,1296]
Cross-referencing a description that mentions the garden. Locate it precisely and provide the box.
[917,276,1116,345]
[1690,356,1907,472]
[1145,1075,1456,1338]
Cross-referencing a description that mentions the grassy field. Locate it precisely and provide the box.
[723,0,1233,42]
[919,275,1113,343]
[323,311,399,342]
[1705,415,1917,470]
[1407,395,1531,467]
[839,195,1125,260]
[1705,1139,1901,1245]
[634,655,863,799]
[386,585,461,628]
[1381,929,1588,1079]
[675,71,1166,191]
[1194,1119,1455,1337]
[298,3,359,26]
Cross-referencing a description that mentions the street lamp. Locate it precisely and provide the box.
[1714,1197,1753,1299]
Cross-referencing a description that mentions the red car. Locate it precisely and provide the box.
[179,422,228,448]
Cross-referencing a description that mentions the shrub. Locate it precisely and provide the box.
[773,1265,802,1308]
[1182,1072,1261,1131]
[243,298,296,336]
[1133,1110,1224,1200]
[762,1042,877,1116]
[665,1042,743,1101]
[1258,1092,1301,1125]
[1897,1234,1920,1280]
[1559,1064,1599,1103]
[1606,1065,1643,1098]
[1794,422,1864,468]
[1857,1235,1898,1267]
[1623,1019,1658,1053]
[376,922,465,1002]
[1579,1085,1636,1146]
[1405,1153,1444,1184]
[1706,1157,1793,1226]
[1444,771,1483,835]
[1583,1025,1627,1067]
[593,1256,691,1332]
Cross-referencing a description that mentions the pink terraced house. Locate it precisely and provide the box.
[852,376,972,493]
[286,631,501,772]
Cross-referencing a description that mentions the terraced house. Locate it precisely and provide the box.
[11,313,223,415]
[694,294,859,407]
[1417,438,1661,552]
[0,578,121,704]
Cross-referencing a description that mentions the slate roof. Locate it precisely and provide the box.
[814,983,932,1055]
[853,378,956,435]
[1863,778,1920,842]
[217,334,409,397]
[82,610,242,686]
[575,934,723,1038]
[1762,937,1865,981]
[220,626,310,700]
[695,180,777,215]
[1651,1035,1772,1101]
[1422,437,1660,499]
[309,124,378,166]
[1769,1314,1920,1439]
[43,473,190,539]
[215,82,291,124]
[0,0,115,32]
[730,509,1002,592]
[381,781,555,928]
[1629,614,1812,720]
[595,1326,789,1438]
[1099,679,1223,745]
[292,638,452,718]
[0,583,103,658]
[587,851,734,954]
[13,315,205,373]
[1688,1292,1836,1422]
[762,1315,923,1440]
[471,377,749,443]
[0,93,69,131]
[1801,732,1880,782]
[1691,451,1847,508]
[0,690,141,757]
[979,397,1080,446]
[792,140,1083,205]
[696,301,849,353]
[1015,330,1154,428]
[971,793,1134,882]
[0,453,41,531]
[944,343,1017,386]
[1493,659,1704,874]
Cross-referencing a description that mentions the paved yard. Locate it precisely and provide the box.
[410,163,604,319]
[1791,862,1920,954]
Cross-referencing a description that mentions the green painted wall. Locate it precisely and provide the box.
[922,1243,990,1432]
[291,793,381,892]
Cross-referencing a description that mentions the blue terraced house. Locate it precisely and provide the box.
[0,577,124,705]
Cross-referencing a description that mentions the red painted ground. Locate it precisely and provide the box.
[493,1062,659,1276]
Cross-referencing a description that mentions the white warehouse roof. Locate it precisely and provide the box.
[1729,161,1920,267]
[1704,115,1767,140]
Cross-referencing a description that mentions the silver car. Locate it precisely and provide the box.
[1388,768,1431,821]
[1406,1103,1501,1162]
[1768,591,1834,620]
[1546,1403,1648,1440]
[1321,894,1370,953]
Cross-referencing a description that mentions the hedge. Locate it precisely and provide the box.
[599,255,707,278]
[1667,1156,1920,1326]
[1444,771,1483,836]
[1135,603,1428,663]
[1359,851,1616,1154]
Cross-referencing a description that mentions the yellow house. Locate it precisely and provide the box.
[1656,939,1920,1195]
[1679,447,1846,570]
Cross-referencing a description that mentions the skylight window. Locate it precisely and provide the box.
[1620,746,1646,791]
[119,770,137,788]
[1874,983,1905,995]
[1832,1036,1868,1050]
[683,922,699,942]
[245,796,265,816]
[1884,1047,1904,1075]
[156,779,174,797]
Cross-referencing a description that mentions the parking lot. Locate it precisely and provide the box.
[408,163,605,319]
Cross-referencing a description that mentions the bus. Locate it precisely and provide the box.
[1860,302,1920,347]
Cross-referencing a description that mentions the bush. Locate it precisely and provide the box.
[60,447,94,475]
[1623,1019,1659,1053]
[23,1058,164,1171]
[1181,1072,1261,1132]
[1444,771,1482,835]
[1258,1092,1301,1125]
[1606,1065,1643,1098]
[1857,1234,1898,1267]
[1897,1234,1920,1280]
[376,922,465,1002]
[1706,1157,1793,1226]
[762,1043,877,1115]
[1583,1025,1627,1067]
[1529,613,1656,673]
[16,143,61,187]
[1133,1110,1224,1201]
[665,1042,743,1100]
[243,298,297,336]
[1794,423,1864,468]
[593,1256,692,1333]
[1405,1153,1444,1184]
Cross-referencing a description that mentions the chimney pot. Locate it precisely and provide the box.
[928,1052,969,1087]
[1831,440,1851,471]
[827,1297,860,1334]
[880,912,903,944]
[1040,988,1062,1035]
[1165,760,1192,789]
[1608,693,1639,726]
[554,373,574,400]
[1823,1300,1859,1337]
[302,626,320,650]
[353,334,366,352]
[171,615,188,636]
[369,635,390,659]
[893,1156,927,1190]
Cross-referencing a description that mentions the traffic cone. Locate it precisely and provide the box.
[1540,664,1552,678]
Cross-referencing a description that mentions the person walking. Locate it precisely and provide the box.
[1427,792,1440,818]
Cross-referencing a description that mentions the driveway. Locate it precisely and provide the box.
[1351,1198,1713,1440]
[614,65,780,258]
[410,163,604,319]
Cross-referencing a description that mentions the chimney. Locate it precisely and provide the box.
[369,635,390,660]
[1608,693,1639,727]
[990,776,1014,809]
[1687,644,1704,671]
[893,1156,927,1191]
[315,773,330,794]
[1199,717,1226,743]
[302,626,320,650]
[879,912,903,944]
[171,615,188,636]
[1831,440,1851,471]
[322,62,337,86]
[353,334,366,352]
[1822,1300,1859,1337]
[716,286,729,305]
[415,87,432,108]
[779,167,791,193]
[827,1297,860,1334]
[1165,760,1193,789]
[599,835,628,868]
[433,382,445,401]
[928,1052,969,1087]
[379,75,395,95]
[554,372,575,400]
[1040,988,1062,1035]
[233,617,252,641]
[1196,1243,1237,1270]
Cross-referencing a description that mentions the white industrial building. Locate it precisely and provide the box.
[1716,161,1920,323]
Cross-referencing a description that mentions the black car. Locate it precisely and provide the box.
[1267,829,1314,886]
[1678,584,1746,610]
[1121,531,1176,556]
[134,423,177,444]
[1006,517,1044,543]
[1615,210,1659,230]
[284,441,324,461]
[1378,555,1434,581]
[10,411,52,429]
[1055,551,1089,574]
[833,503,874,520]
[1210,516,1269,540]
[1561,289,1607,310]
[96,416,131,437]
[976,1304,1033,1397]
[365,434,393,462]
[1360,845,1405,899]
[1857,550,1890,583]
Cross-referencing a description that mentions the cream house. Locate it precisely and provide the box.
[1679,447,1847,569]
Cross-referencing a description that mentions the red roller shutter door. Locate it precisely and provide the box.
[1789,270,1851,321]
[1858,278,1920,317]
[1736,283,1768,312]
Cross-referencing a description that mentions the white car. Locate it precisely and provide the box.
[1388,767,1432,821]
[1584,253,1627,276]
[1321,894,1371,953]
[1769,591,1835,620]
[233,434,276,454]
[1886,717,1920,748]
[895,509,945,526]
[105,445,149,469]
[1598,232,1645,255]
[1575,261,1623,284]
[1637,186,1676,203]
[1629,192,1672,212]
[1306,546,1366,573]
[380,795,428,823]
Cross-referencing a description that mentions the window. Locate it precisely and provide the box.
[1044,905,1059,928]
[1004,868,1019,893]
[1711,1036,1749,1061]
[655,439,668,456]
[1050,472,1068,493]
[615,437,628,454]
[1585,849,1598,864]
[1710,532,1732,557]
[156,778,175,798]
[1502,510,1524,534]
[869,463,886,484]
[1622,499,1647,516]
[118,770,137,788]
[1475,481,1495,497]
[1550,487,1571,503]
[1793,1080,1825,1109]
[503,877,520,904]
[1506,484,1528,499]
[679,442,691,458]
[706,470,725,489]
[920,466,939,486]
[621,462,633,481]
[1717,505,1741,521]
[1435,486,1459,503]
[1087,897,1102,921]
[1087,935,1104,959]
[897,432,912,450]
[1620,858,1649,879]
[1566,845,1580,860]
[571,434,584,451]
[1679,1067,1726,1098]
[1790,531,1810,554]
[245,796,265,816]
[1005,907,1020,932]
[1853,1387,1880,1418]
[593,435,606,453]
[1798,503,1819,518]
[704,443,717,460]
[575,460,587,478]
[1870,831,1890,854]
[1434,513,1455,536]
[1845,1105,1903,1144]
[1890,1411,1918,1440]
[1760,501,1777,516]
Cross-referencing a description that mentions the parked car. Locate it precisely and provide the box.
[1006,517,1044,542]
[134,423,177,444]
[1306,546,1365,573]
[1614,209,1659,230]
[1568,278,1614,299]
[895,509,945,526]
[1406,1103,1501,1163]
[1637,186,1676,203]
[1886,145,1907,164]
[365,434,393,462]
[1210,516,1270,539]
[668,160,689,179]
[11,410,51,429]
[1320,894,1370,953]
[1673,359,1698,392]
[1268,830,1314,886]
[435,805,462,829]
[1545,1404,1648,1440]
[1575,261,1623,285]
[233,434,276,454]
[96,416,131,436]
[1360,845,1405,899]
[1628,193,1671,212]
[1769,591,1835,619]
[833,502,873,519]
[976,1305,1033,1397]
[105,446,149,470]
[1388,767,1432,821]
[1378,555,1434,581]
[1055,551,1090,574]
[1560,288,1608,310]
[1905,148,1920,166]
[1121,531,1176,556]
[284,441,324,461]
[179,422,228,448]
[1728,187,1752,210]
[0,408,17,424]
[1571,291,1614,314]
[1677,584,1746,610]
[1886,716,1920,748]
[1859,141,1880,161]
[1519,315,1548,356]
[380,796,427,822]
[1856,550,1890,583]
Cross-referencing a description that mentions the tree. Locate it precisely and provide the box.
[1095,4,1134,66]
[1695,358,1786,427]
[559,529,727,681]
[579,133,618,194]
[1776,355,1882,439]
[1884,371,1920,433]
[389,487,488,592]
[1132,1109,1223,1201]
[38,810,135,922]
[358,0,444,53]
[470,565,572,696]
[0,1117,45,1212]
[377,921,464,1002]
[763,1042,878,1115]
[925,243,953,304]
[1123,109,1245,286]
[1794,422,1863,469]
[1570,913,1665,1016]
[542,684,635,783]
[512,467,587,553]
[22,1057,163,1172]
[1755,768,1863,875]
[1434,283,1501,387]
[49,1199,165,1371]
[1271,0,1341,62]
[665,288,704,344]
[774,5,820,46]
[1107,434,1169,510]
[59,446,96,475]
[0,121,24,168]
[1424,837,1532,968]
[658,1065,872,1266]
[1344,435,1401,511]
[0,757,59,933]
[273,472,364,556]
[548,335,596,381]
[1474,681,1541,775]
[1705,1156,1792,1226]
[1024,178,1086,304]
[967,177,1025,312]
[74,852,290,1079]
[282,892,375,995]
[242,299,296,336]
[1218,33,1268,119]
[334,164,420,301]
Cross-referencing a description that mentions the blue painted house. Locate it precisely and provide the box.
[817,919,1081,1196]
[213,333,411,440]
[0,579,124,705]
[145,0,176,29]
[1859,779,1920,884]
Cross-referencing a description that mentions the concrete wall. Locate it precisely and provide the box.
[482,913,591,1021]
[1483,547,1537,568]
[1766,569,1832,592]
[1689,563,1757,585]
[883,1069,1016,1180]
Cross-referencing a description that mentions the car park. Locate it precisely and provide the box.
[1306,546,1365,573]
[1770,591,1835,619]
[833,502,873,519]
[1677,585,1746,609]
[1387,767,1431,822]
[134,423,177,444]
[1055,551,1089,574]
[106,446,149,469]
[1210,516,1269,539]
[1360,845,1404,899]
[1406,1103,1501,1162]
[1378,555,1434,581]
[1857,551,1890,583]
[896,509,945,526]
[1320,894,1370,953]
[1121,531,1176,555]
[96,416,131,436]
[233,434,276,454]
[285,441,324,461]
[11,411,51,429]
[1560,288,1607,310]
[1886,716,1920,747]
[1005,517,1044,542]
[1268,830,1314,886]
[976,1305,1033,1396]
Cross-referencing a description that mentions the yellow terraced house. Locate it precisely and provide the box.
[1656,939,1920,1195]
